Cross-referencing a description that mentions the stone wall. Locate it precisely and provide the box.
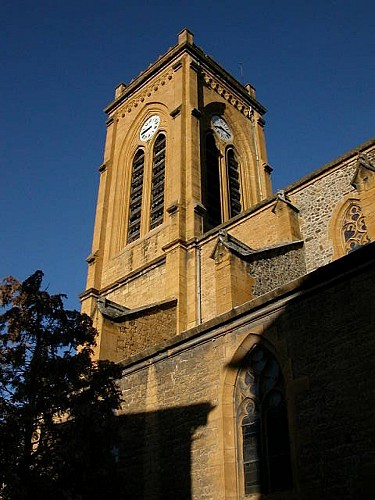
[100,301,177,362]
[282,250,375,499]
[117,339,227,499]
[291,160,356,272]
[290,143,375,273]
[112,242,375,499]
[102,228,169,289]
[248,242,306,297]
[105,260,167,309]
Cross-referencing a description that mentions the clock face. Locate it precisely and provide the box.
[140,114,160,141]
[211,115,232,142]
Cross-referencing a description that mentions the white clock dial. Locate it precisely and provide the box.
[140,114,160,141]
[211,115,232,142]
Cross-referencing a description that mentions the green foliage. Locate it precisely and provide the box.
[0,271,122,499]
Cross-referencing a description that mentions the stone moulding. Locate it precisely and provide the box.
[210,230,304,263]
[246,239,304,262]
[169,105,182,118]
[99,255,166,297]
[118,241,375,374]
[111,68,174,120]
[272,190,300,214]
[201,70,256,118]
[104,33,266,117]
[97,296,177,322]
[86,250,99,265]
[351,152,375,191]
[210,230,254,262]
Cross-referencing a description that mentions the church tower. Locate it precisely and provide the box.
[81,29,272,361]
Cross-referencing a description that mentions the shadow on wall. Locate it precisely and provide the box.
[82,245,375,500]
[113,403,214,500]
[227,242,375,499]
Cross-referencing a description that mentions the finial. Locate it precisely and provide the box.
[115,82,126,98]
[178,28,194,45]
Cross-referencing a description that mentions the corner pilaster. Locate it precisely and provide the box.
[351,153,375,240]
[211,233,254,315]
[272,191,302,242]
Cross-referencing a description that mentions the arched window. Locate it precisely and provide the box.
[236,344,292,495]
[127,149,145,243]
[204,133,222,230]
[342,202,369,253]
[226,148,242,218]
[150,134,166,229]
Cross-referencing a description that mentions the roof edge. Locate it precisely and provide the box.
[119,241,375,371]
[285,137,375,195]
[104,30,266,115]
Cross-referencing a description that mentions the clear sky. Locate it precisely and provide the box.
[1,0,374,310]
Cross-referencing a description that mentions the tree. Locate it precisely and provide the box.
[0,271,122,499]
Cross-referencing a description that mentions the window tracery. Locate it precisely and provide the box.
[342,202,369,253]
[235,344,292,495]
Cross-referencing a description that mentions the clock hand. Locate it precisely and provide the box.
[217,125,230,137]
[142,125,152,134]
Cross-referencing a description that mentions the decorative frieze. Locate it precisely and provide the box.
[201,71,253,118]
[113,69,174,120]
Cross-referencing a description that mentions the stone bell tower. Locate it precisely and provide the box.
[80,29,271,361]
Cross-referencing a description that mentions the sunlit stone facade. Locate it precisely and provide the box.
[81,30,375,499]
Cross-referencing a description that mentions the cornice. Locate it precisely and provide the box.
[104,43,188,115]
[200,68,263,117]
[104,39,266,117]
[286,137,375,196]
[98,297,177,322]
[197,53,266,115]
[99,254,166,296]
[110,67,175,120]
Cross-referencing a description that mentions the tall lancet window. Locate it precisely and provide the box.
[150,134,166,229]
[236,344,293,496]
[127,149,145,243]
[227,147,242,218]
[205,133,222,229]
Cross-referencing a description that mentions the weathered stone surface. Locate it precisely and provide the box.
[113,243,375,499]
[100,301,177,362]
[79,28,375,500]
[249,243,306,297]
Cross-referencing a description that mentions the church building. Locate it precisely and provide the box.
[80,29,375,499]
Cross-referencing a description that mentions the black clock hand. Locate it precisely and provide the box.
[142,125,152,134]
[217,125,230,136]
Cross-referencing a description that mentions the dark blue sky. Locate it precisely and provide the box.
[1,0,374,309]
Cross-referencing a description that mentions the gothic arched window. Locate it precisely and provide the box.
[226,147,242,218]
[236,344,293,496]
[127,149,145,243]
[204,133,222,230]
[150,134,166,229]
[342,202,369,254]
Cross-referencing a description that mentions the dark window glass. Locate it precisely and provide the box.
[227,148,242,217]
[204,134,222,229]
[238,345,293,495]
[127,149,145,243]
[150,134,166,229]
